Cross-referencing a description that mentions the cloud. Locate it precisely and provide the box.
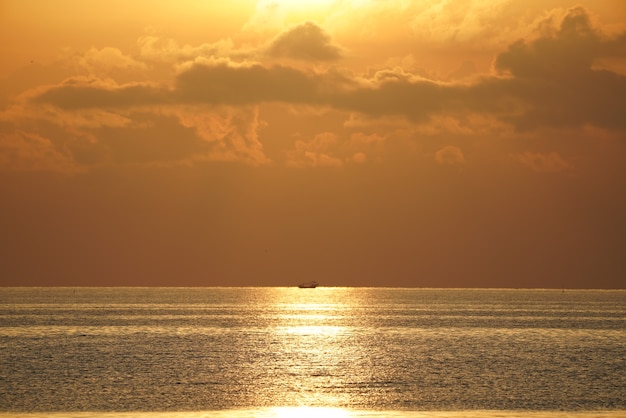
[515,151,572,173]
[78,47,147,73]
[492,6,626,131]
[5,76,271,170]
[351,152,368,164]
[494,6,599,79]
[137,35,241,63]
[435,145,465,165]
[0,129,81,173]
[31,64,449,121]
[350,132,386,145]
[173,61,462,121]
[447,61,479,81]
[123,107,269,165]
[266,21,343,61]
[34,77,168,110]
[174,59,328,105]
[181,106,270,166]
[409,0,512,44]
[326,0,543,53]
[286,132,343,167]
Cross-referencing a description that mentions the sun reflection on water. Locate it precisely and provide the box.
[271,406,352,418]
[257,288,361,408]
[281,325,345,335]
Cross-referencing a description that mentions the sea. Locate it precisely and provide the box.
[0,287,624,418]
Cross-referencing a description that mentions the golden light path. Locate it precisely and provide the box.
[272,406,351,418]
[262,288,357,408]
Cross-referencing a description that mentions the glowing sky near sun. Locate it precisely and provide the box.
[0,0,625,288]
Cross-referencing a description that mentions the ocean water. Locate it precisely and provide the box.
[0,287,624,418]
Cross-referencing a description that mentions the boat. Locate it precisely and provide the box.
[298,281,319,288]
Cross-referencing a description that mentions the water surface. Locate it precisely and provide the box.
[1,287,624,416]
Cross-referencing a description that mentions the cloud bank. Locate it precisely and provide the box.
[2,5,625,174]
[32,7,626,133]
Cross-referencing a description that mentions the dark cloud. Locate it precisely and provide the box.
[175,61,324,105]
[493,6,626,130]
[601,32,626,57]
[266,21,343,61]
[335,77,449,122]
[34,79,168,109]
[174,62,463,122]
[494,6,599,79]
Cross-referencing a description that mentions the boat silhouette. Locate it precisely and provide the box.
[298,281,319,288]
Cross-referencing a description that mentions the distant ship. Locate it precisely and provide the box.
[298,281,319,288]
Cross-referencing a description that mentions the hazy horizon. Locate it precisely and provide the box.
[2,285,624,290]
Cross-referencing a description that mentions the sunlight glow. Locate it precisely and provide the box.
[252,0,339,22]
[269,0,337,9]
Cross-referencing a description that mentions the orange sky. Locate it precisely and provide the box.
[1,0,625,288]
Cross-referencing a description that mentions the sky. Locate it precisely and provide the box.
[1,0,625,288]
